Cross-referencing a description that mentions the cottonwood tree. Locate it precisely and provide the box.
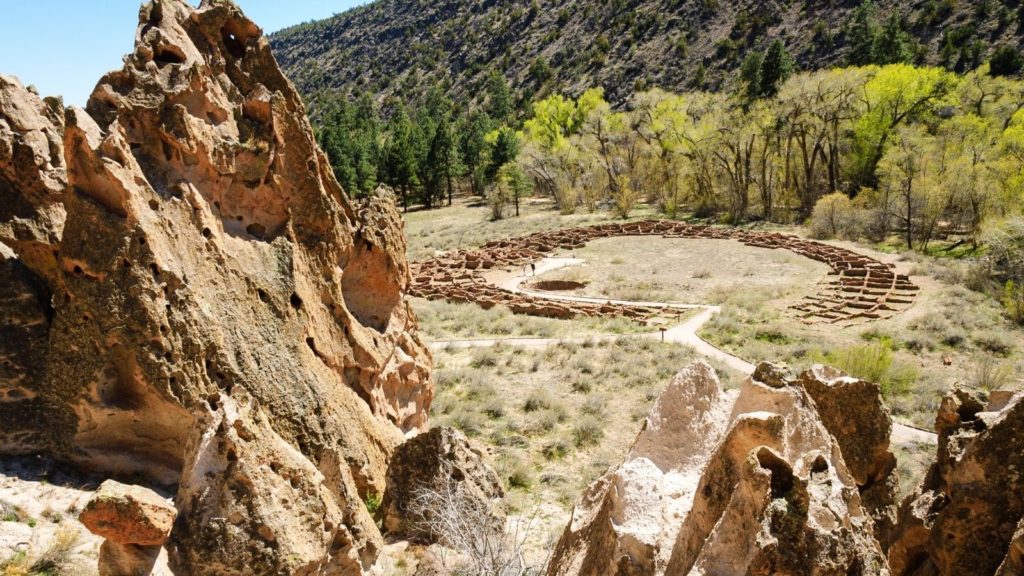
[631,89,693,216]
[848,64,957,193]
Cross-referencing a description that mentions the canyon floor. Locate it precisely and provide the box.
[3,193,1023,574]
[406,193,1024,569]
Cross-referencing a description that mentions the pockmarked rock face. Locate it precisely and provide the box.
[545,361,894,576]
[381,426,505,542]
[888,388,1024,576]
[0,0,432,572]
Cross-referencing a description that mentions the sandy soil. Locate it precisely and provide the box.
[539,236,831,305]
[0,458,100,574]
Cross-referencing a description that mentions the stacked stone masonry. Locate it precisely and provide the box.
[411,221,919,326]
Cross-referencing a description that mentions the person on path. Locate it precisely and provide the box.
[530,263,536,276]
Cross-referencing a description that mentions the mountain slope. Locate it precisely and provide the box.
[269,0,1024,109]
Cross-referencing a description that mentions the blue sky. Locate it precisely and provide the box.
[0,1,367,106]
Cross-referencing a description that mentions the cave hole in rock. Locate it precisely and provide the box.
[153,45,186,67]
[757,447,796,499]
[256,288,268,303]
[246,223,266,238]
[161,139,174,162]
[810,454,829,475]
[148,199,160,211]
[100,348,146,410]
[220,18,255,60]
[290,293,303,310]
[340,242,400,333]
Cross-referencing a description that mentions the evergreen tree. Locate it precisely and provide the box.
[873,13,913,65]
[488,71,514,124]
[461,112,492,196]
[424,115,455,208]
[316,94,381,199]
[380,106,420,212]
[759,40,793,98]
[846,0,878,66]
[989,44,1023,77]
[487,127,520,183]
[740,50,765,100]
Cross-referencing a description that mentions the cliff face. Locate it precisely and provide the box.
[0,0,431,572]
[269,0,1024,111]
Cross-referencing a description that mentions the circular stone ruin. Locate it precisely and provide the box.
[410,220,919,326]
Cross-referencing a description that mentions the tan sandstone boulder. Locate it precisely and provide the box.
[0,0,432,572]
[382,426,505,542]
[546,361,891,576]
[888,388,1024,576]
[799,364,899,545]
[80,480,176,546]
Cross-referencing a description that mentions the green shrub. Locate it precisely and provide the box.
[483,398,506,419]
[501,459,533,489]
[523,388,553,412]
[542,438,570,460]
[815,339,916,397]
[572,417,604,448]
[965,356,1014,390]
[364,492,382,516]
[973,330,1014,356]
[808,192,862,240]
[470,348,499,368]
[1002,280,1024,325]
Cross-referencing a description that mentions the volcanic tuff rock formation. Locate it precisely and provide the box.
[80,480,177,576]
[545,360,895,576]
[381,426,505,542]
[888,388,1024,576]
[0,0,431,573]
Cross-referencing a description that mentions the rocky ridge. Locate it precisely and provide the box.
[546,360,1024,576]
[0,0,431,573]
[545,360,895,575]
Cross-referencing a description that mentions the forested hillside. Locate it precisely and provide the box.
[270,0,1024,109]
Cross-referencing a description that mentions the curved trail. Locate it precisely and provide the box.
[428,256,936,446]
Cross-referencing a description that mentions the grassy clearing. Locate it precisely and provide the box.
[538,236,829,305]
[412,298,649,340]
[403,196,665,260]
[700,242,1024,428]
[430,339,742,548]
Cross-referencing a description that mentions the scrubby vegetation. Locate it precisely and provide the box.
[430,339,740,511]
